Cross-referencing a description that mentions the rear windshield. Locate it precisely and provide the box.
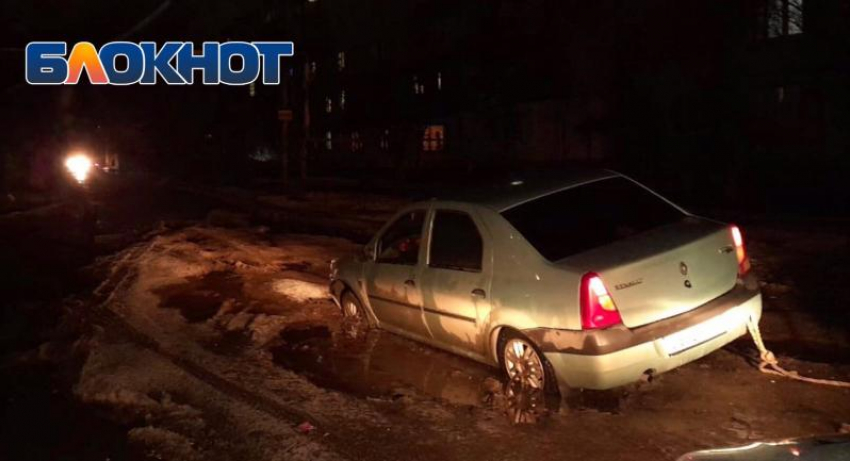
[501,177,685,261]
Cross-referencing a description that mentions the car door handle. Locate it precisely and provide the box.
[471,288,486,298]
[404,279,416,287]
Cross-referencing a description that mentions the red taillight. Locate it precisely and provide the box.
[580,272,623,329]
[730,225,751,275]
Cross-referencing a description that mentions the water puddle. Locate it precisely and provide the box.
[154,271,243,322]
[271,323,561,422]
[272,324,493,406]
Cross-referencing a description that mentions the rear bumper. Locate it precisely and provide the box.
[527,277,762,390]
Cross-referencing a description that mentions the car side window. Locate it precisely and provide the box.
[376,210,426,265]
[429,211,483,272]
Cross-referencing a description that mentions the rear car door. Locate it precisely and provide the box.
[420,208,492,355]
[364,209,430,339]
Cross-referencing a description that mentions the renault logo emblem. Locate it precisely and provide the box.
[679,262,688,276]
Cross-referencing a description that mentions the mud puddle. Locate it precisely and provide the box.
[271,324,498,406]
[154,271,243,322]
[271,323,566,423]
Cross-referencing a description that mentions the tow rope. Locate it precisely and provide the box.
[747,317,850,388]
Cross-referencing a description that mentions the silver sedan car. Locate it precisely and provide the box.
[329,170,762,394]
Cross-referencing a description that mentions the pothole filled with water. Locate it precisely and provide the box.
[270,323,562,422]
[154,271,244,322]
[271,324,495,405]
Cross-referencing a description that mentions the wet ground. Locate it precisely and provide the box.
[155,271,246,323]
[272,324,499,406]
[2,177,850,460]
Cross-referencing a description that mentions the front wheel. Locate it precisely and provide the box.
[341,291,363,319]
[340,290,375,328]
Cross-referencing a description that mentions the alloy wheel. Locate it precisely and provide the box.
[503,338,546,389]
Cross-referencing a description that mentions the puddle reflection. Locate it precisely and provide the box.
[154,271,243,323]
[271,323,560,422]
[272,323,493,406]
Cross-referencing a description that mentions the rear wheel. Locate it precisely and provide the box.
[498,330,558,394]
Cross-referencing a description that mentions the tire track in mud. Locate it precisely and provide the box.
[86,240,342,453]
[84,237,471,461]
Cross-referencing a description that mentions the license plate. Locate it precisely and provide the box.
[660,316,728,356]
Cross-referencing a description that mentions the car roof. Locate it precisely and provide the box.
[430,169,620,212]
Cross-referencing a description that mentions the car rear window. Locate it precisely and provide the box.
[501,177,685,261]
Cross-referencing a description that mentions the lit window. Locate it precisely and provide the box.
[338,51,345,70]
[325,131,333,150]
[422,125,445,152]
[788,0,803,34]
[351,131,363,152]
[249,146,274,162]
[340,90,346,110]
[437,72,442,91]
[249,82,256,97]
[325,97,333,113]
[773,85,801,108]
[767,0,803,38]
[380,129,390,150]
[310,61,317,74]
[413,75,425,95]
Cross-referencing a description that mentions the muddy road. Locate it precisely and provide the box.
[2,178,850,461]
[62,226,850,460]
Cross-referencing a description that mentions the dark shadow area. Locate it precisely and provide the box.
[0,362,148,461]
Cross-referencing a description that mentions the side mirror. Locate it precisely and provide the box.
[363,244,376,261]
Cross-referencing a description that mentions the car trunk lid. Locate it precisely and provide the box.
[561,218,739,328]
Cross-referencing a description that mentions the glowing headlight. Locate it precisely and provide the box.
[65,154,93,183]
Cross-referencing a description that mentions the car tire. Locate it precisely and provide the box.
[341,290,375,327]
[497,329,559,395]
[341,290,362,317]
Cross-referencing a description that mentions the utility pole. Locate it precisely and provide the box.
[279,107,293,181]
[300,60,310,180]
[279,64,293,182]
[298,0,311,181]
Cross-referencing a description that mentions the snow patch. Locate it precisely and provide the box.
[272,278,328,302]
[248,313,290,346]
[224,311,255,331]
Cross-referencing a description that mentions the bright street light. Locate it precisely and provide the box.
[65,153,93,183]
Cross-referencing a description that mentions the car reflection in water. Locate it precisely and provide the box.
[271,321,559,422]
[678,434,850,461]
